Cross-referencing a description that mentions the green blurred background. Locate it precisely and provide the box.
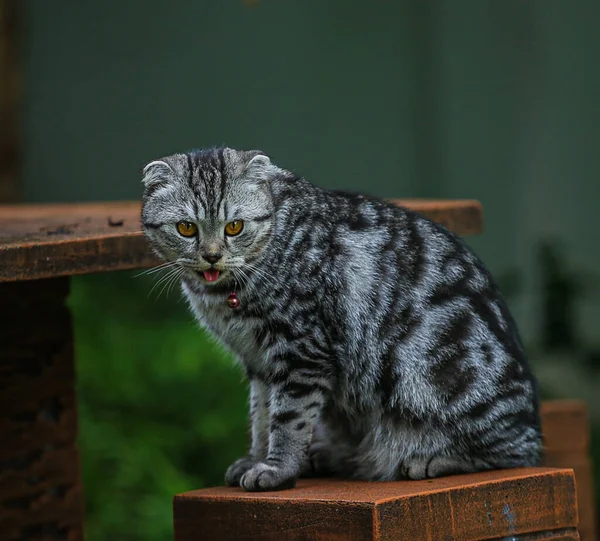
[15,1,600,539]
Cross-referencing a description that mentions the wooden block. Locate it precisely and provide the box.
[541,401,596,541]
[0,199,483,282]
[541,400,589,453]
[174,467,577,541]
[0,278,84,541]
[543,458,594,541]
[388,198,483,237]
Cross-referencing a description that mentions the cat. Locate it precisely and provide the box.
[141,147,542,492]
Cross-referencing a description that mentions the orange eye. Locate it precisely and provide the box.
[224,220,244,237]
[176,221,198,237]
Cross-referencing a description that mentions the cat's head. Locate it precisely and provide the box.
[140,147,278,286]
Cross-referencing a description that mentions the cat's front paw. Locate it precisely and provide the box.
[240,461,297,492]
[225,456,258,487]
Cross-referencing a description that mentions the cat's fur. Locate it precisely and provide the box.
[141,147,542,492]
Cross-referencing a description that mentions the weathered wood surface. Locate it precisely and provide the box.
[173,467,577,541]
[541,400,595,541]
[0,199,483,282]
[0,278,84,541]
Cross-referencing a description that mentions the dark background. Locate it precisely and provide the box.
[11,1,600,539]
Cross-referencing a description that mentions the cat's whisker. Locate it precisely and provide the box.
[158,267,185,299]
[230,269,242,289]
[133,260,176,278]
[148,266,182,299]
[239,270,253,290]
[243,260,270,275]
[231,267,250,290]
[163,266,182,293]
[241,262,273,287]
[167,268,185,297]
[247,267,271,283]
[158,268,184,300]
[233,265,261,290]
[238,260,265,276]
[148,272,176,299]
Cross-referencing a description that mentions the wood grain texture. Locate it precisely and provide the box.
[0,278,84,541]
[542,401,589,453]
[0,199,483,282]
[541,401,596,541]
[173,467,577,541]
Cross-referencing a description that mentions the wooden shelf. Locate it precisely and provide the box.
[0,199,483,282]
[171,399,596,541]
[174,467,578,541]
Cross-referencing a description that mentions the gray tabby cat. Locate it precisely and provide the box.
[141,147,542,492]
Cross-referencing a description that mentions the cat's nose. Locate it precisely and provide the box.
[202,253,223,265]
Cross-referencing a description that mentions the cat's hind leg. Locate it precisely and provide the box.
[299,422,335,478]
[399,455,492,480]
[300,421,357,478]
[300,441,334,478]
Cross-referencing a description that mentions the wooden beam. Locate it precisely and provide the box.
[0,0,19,203]
[0,199,483,283]
[0,278,84,540]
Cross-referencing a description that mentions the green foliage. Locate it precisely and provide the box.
[69,271,248,541]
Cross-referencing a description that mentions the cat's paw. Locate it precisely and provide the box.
[400,455,479,480]
[240,461,297,492]
[225,456,258,487]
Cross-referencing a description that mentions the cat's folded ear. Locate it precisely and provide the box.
[140,159,174,192]
[241,150,270,166]
[239,150,277,182]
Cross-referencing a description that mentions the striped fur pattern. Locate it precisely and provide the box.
[141,147,542,491]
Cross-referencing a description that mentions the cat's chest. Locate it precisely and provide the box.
[185,288,265,365]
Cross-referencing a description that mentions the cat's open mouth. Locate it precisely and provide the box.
[195,269,224,283]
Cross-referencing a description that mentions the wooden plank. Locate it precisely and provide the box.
[0,0,19,203]
[376,469,576,541]
[541,400,595,541]
[0,199,483,282]
[541,400,589,453]
[544,455,594,541]
[388,198,483,236]
[173,467,577,541]
[0,278,84,541]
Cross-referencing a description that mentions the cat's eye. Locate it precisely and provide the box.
[176,221,198,237]
[225,220,244,236]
